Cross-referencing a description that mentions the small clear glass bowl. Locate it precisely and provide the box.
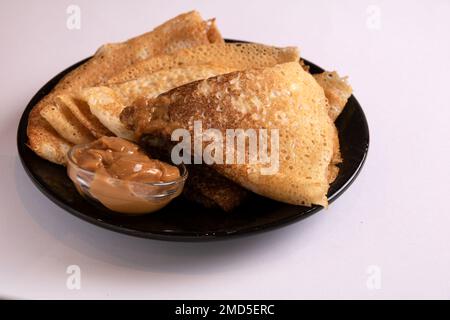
[66,144,188,215]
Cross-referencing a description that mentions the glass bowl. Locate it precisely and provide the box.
[66,144,188,215]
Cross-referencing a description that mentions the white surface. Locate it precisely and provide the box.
[1,0,449,299]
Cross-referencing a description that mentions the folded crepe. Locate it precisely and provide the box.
[313,71,352,183]
[73,43,299,141]
[121,62,336,206]
[77,64,236,140]
[27,11,223,164]
[313,71,352,121]
[299,58,352,121]
[107,43,299,84]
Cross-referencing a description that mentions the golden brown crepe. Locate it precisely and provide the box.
[39,99,95,145]
[27,11,223,164]
[121,62,335,206]
[312,71,352,183]
[75,43,299,141]
[107,43,299,84]
[313,71,352,121]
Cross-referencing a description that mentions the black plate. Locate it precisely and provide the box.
[17,40,369,241]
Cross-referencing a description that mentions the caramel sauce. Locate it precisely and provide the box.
[69,136,181,214]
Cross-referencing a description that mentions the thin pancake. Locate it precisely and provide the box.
[40,101,94,145]
[121,62,335,206]
[313,71,352,121]
[77,43,299,141]
[27,10,223,164]
[55,94,113,138]
[183,164,248,212]
[313,71,351,182]
[79,64,235,140]
[107,43,299,83]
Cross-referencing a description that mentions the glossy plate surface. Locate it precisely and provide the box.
[17,41,369,241]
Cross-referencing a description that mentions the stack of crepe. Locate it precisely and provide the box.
[27,11,352,210]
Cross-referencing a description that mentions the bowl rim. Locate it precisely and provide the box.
[66,141,189,187]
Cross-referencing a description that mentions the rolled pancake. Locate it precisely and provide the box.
[27,10,223,164]
[313,71,352,121]
[121,62,335,206]
[78,64,235,140]
[107,43,299,84]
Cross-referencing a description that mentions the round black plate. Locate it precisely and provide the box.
[17,41,369,241]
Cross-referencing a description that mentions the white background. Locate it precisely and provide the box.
[1,0,449,299]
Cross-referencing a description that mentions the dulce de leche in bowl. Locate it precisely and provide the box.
[67,136,187,214]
